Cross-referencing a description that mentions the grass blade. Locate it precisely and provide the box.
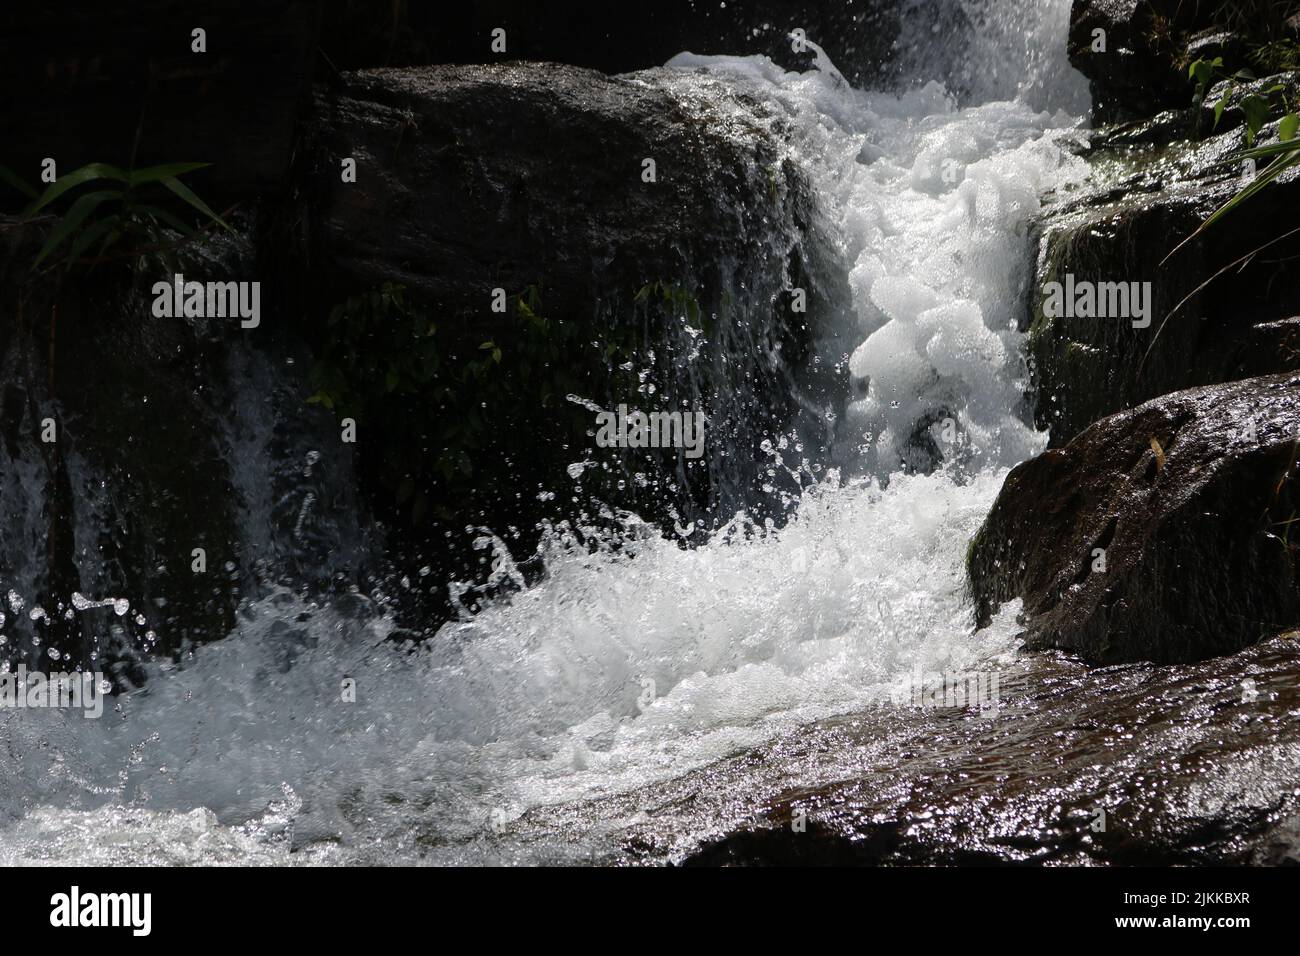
[161,176,232,232]
[33,189,122,267]
[1162,152,1300,264]
[128,162,210,187]
[1231,142,1300,161]
[65,217,117,264]
[23,162,130,216]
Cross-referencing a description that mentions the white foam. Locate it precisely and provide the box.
[0,470,1023,863]
[0,0,1089,863]
[665,40,1087,476]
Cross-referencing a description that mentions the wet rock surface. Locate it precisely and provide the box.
[1030,97,1300,447]
[485,633,1300,865]
[301,62,850,616]
[1067,0,1299,123]
[970,373,1300,665]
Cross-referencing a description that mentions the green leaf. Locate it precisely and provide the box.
[161,176,232,232]
[1281,114,1300,143]
[94,226,123,258]
[65,217,118,263]
[1201,151,1300,234]
[127,162,210,186]
[1231,138,1300,161]
[1240,94,1271,146]
[32,189,122,267]
[24,163,130,216]
[1190,58,1221,96]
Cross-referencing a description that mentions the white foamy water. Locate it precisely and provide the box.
[0,0,1090,864]
[0,471,1024,865]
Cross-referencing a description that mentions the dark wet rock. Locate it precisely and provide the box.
[684,635,1300,865]
[1066,1,1297,123]
[299,61,850,617]
[306,62,845,349]
[969,373,1300,665]
[1197,73,1300,139]
[1067,0,1191,122]
[0,0,321,203]
[1029,113,1300,446]
[493,634,1300,865]
[319,0,904,88]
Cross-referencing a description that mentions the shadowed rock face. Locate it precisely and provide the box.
[0,214,371,675]
[300,62,851,612]
[1066,0,1298,122]
[307,62,843,338]
[969,373,1300,665]
[1067,0,1187,123]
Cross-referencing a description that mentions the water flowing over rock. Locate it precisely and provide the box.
[0,216,372,674]
[970,373,1300,664]
[9,0,1300,870]
[301,61,851,568]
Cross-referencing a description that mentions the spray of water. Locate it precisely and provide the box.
[0,0,1091,864]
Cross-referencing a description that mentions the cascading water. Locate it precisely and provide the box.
[0,0,1094,865]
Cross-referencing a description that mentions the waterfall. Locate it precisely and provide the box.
[0,0,1091,864]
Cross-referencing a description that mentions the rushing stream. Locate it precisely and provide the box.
[0,0,1105,865]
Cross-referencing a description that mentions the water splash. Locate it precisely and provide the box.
[0,0,1090,863]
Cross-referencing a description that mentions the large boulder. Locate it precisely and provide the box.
[1029,110,1300,446]
[969,373,1300,664]
[292,62,850,617]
